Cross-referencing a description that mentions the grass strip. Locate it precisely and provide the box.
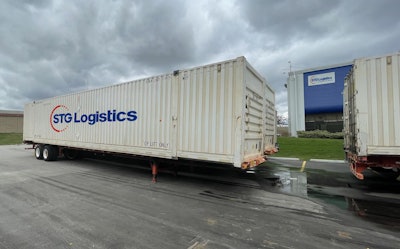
[0,133,23,145]
[273,136,344,161]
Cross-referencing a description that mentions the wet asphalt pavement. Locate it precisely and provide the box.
[264,158,400,231]
[0,145,399,249]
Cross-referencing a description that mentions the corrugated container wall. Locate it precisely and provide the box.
[23,56,276,168]
[344,52,400,156]
[25,74,176,158]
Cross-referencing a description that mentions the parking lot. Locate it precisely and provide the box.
[0,145,399,249]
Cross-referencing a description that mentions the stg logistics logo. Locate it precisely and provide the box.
[308,72,335,86]
[50,105,138,132]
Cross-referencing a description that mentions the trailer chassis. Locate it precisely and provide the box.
[347,152,400,180]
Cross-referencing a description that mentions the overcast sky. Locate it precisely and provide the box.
[1,0,399,116]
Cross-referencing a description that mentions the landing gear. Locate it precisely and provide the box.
[63,149,80,160]
[150,160,158,183]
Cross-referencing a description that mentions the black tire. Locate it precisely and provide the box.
[63,149,80,160]
[34,145,43,160]
[43,145,58,161]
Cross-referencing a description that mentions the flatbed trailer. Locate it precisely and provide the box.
[23,56,277,180]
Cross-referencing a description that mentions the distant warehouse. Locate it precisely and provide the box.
[0,110,23,133]
[287,62,352,137]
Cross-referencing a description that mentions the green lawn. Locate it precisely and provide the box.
[0,133,23,145]
[272,136,345,161]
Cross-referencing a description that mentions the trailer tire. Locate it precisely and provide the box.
[35,145,43,160]
[43,145,58,161]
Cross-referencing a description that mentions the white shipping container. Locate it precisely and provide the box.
[23,56,276,169]
[344,52,400,156]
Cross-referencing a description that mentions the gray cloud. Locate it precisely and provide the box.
[238,0,339,43]
[0,0,399,116]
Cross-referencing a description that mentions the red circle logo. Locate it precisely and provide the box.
[50,105,69,132]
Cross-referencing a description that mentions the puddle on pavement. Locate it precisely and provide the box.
[255,164,400,230]
[255,165,308,197]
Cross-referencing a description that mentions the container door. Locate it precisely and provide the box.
[243,87,264,160]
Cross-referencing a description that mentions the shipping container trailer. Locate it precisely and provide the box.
[23,56,277,180]
[343,52,400,180]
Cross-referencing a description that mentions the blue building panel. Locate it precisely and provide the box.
[304,65,352,114]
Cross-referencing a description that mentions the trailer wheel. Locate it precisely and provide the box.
[43,145,57,161]
[35,145,43,160]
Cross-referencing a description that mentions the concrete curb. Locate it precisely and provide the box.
[309,159,346,163]
[269,157,300,161]
[269,157,346,164]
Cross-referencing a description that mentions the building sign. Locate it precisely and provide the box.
[308,72,335,86]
